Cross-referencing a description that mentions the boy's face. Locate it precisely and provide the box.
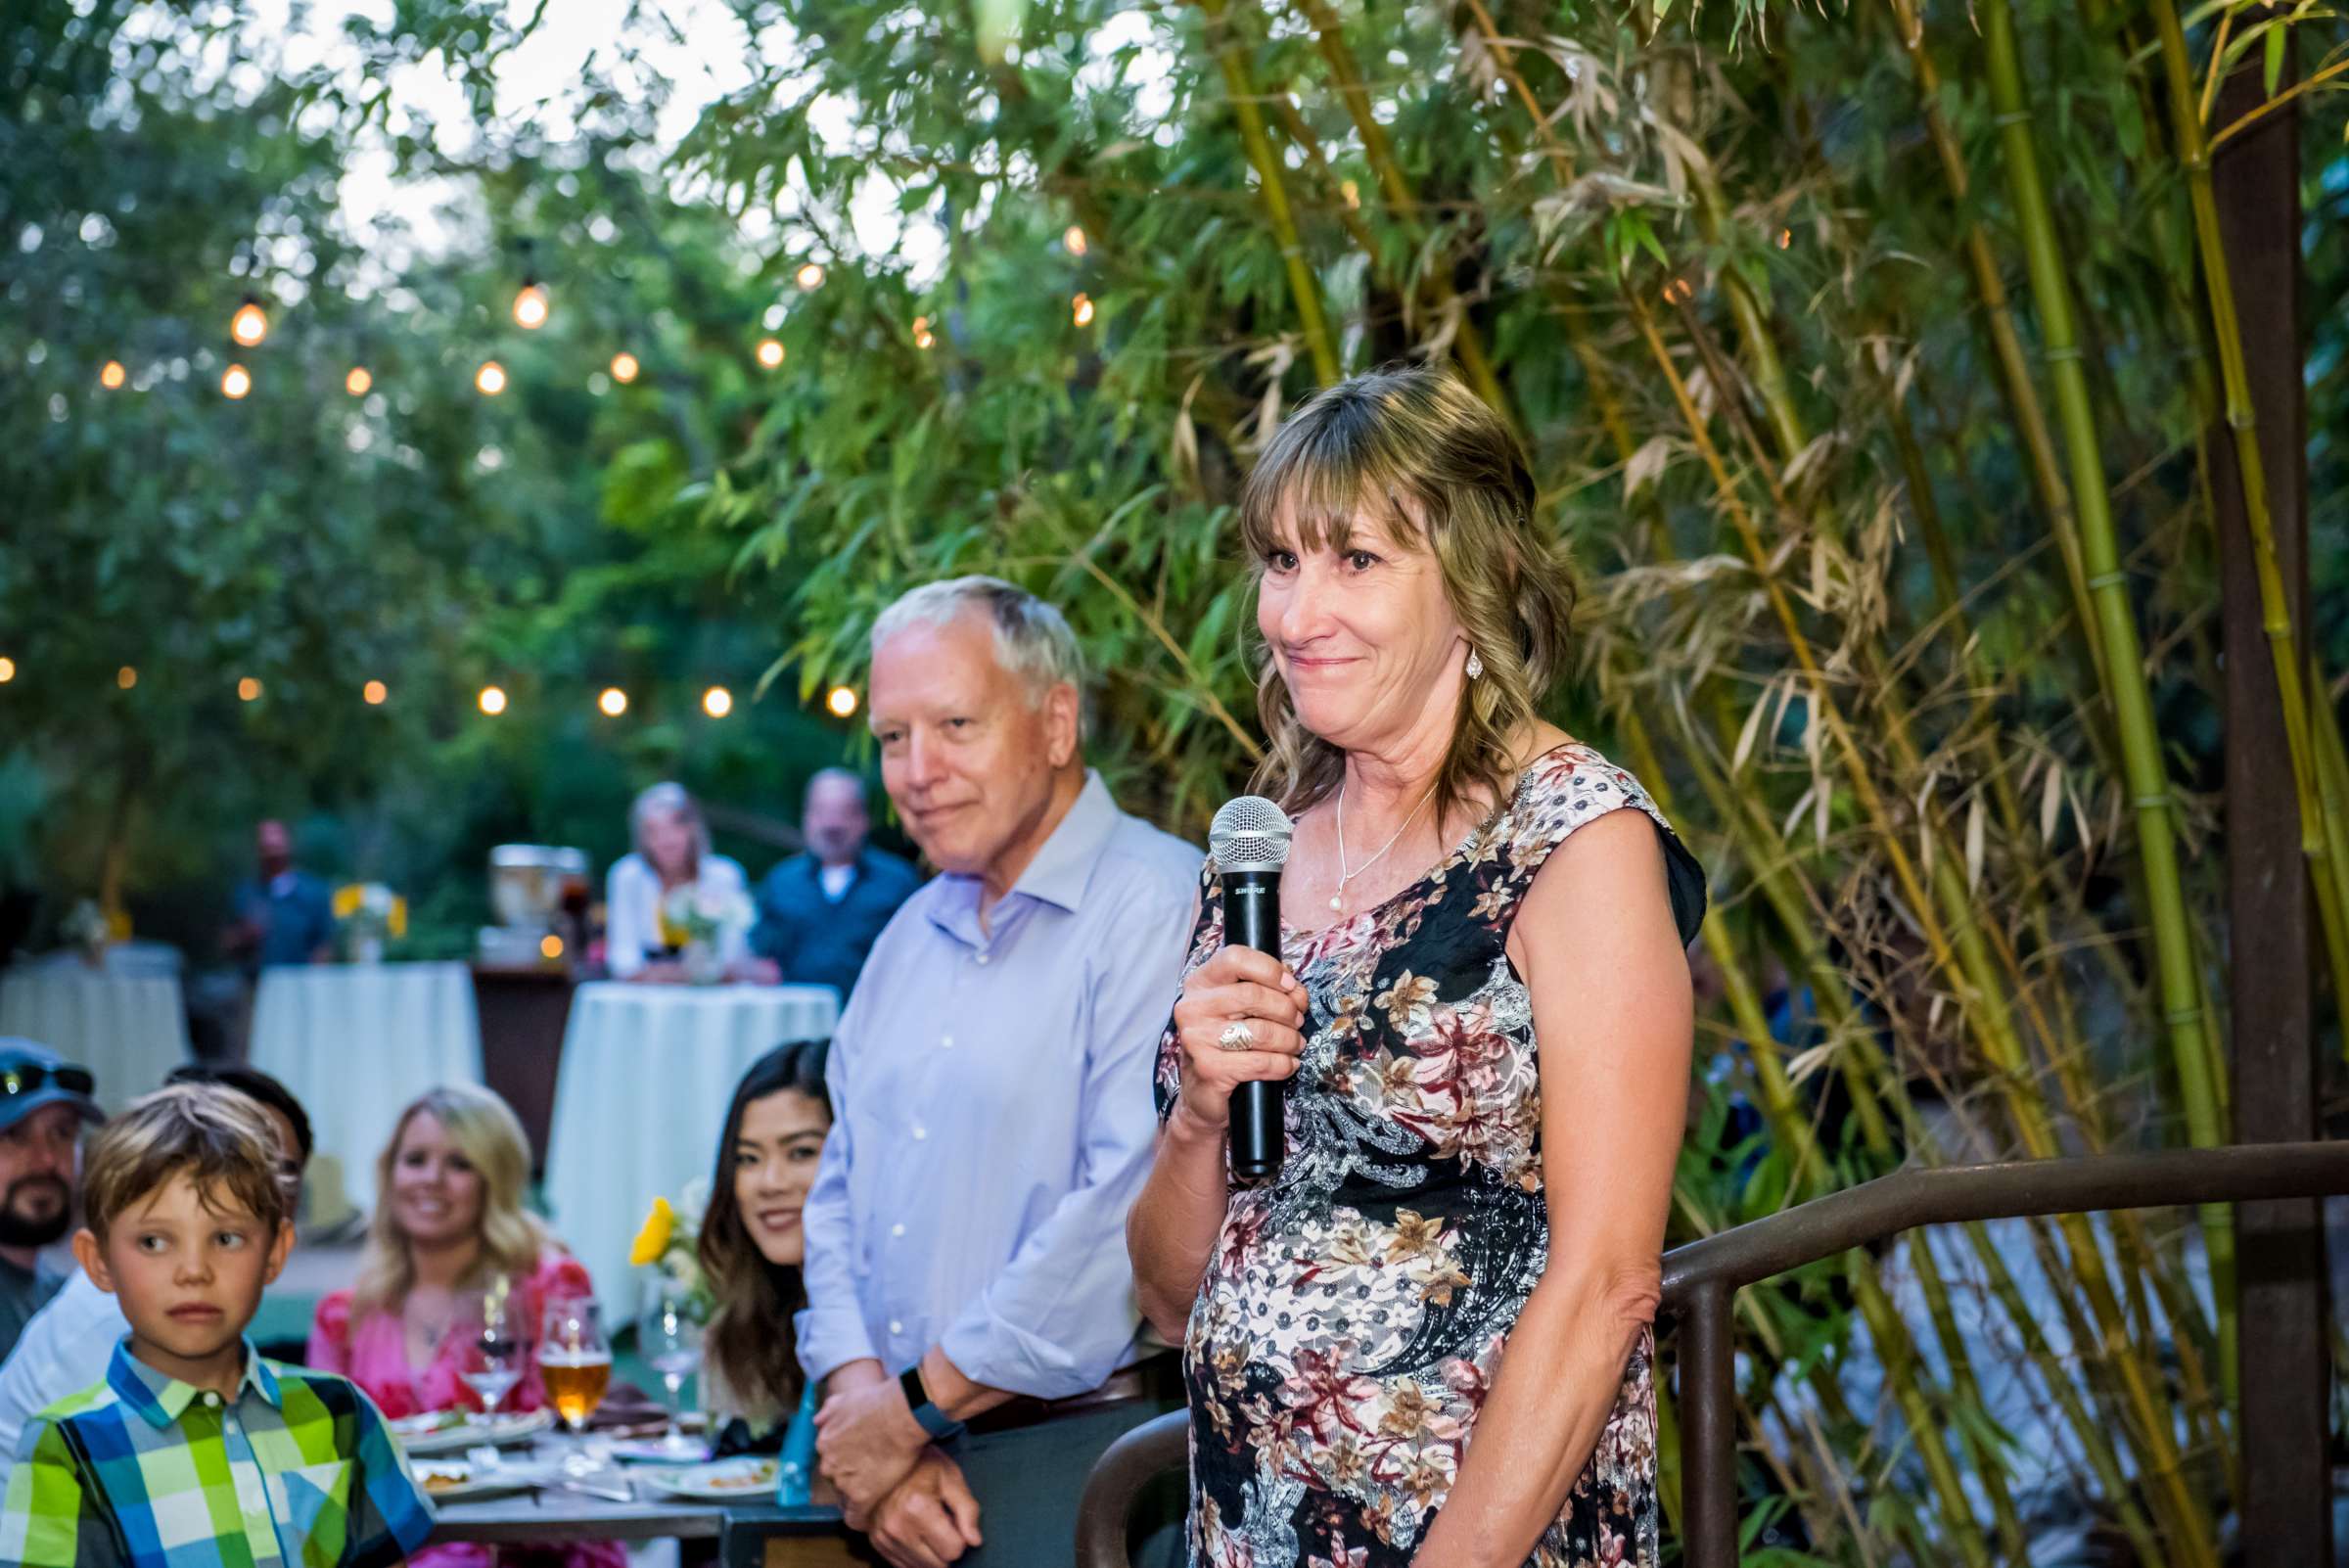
[73,1173,292,1376]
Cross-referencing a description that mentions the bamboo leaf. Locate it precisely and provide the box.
[2041,758,2065,844]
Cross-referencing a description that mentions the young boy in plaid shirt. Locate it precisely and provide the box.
[0,1085,434,1566]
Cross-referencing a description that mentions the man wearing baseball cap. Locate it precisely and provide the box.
[0,1041,102,1360]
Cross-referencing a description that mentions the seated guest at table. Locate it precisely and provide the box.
[0,1086,433,1568]
[0,1064,311,1478]
[309,1083,622,1568]
[0,1041,102,1362]
[749,770,921,1001]
[224,817,336,972]
[697,1038,831,1466]
[800,576,1198,1568]
[605,781,757,982]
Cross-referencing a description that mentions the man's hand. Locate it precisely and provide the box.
[815,1365,931,1516]
[859,1450,984,1568]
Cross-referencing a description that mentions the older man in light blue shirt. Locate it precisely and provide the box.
[802,576,1198,1568]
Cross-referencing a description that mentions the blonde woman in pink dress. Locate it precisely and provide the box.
[308,1084,622,1568]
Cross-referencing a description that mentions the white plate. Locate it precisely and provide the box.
[393,1407,554,1456]
[411,1459,538,1503]
[639,1457,778,1500]
[608,1435,713,1465]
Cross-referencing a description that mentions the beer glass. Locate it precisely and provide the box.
[538,1296,612,1472]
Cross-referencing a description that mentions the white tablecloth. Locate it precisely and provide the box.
[249,962,484,1216]
[543,982,839,1316]
[0,968,191,1111]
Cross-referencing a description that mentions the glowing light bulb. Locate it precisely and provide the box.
[795,262,826,291]
[540,934,565,959]
[598,687,628,716]
[825,685,858,718]
[1778,228,1793,249]
[0,657,16,683]
[479,685,508,715]
[363,680,388,706]
[237,676,262,702]
[1063,225,1087,256]
[912,316,936,350]
[512,281,550,329]
[99,360,126,390]
[610,351,640,384]
[230,299,269,346]
[117,667,138,689]
[1072,293,1095,327]
[756,338,785,370]
[345,366,373,396]
[702,686,733,718]
[476,361,507,395]
[221,363,253,399]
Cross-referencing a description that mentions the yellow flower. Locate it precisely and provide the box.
[629,1197,675,1267]
[332,883,363,919]
[390,895,408,940]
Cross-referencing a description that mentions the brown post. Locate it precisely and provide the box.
[1678,1282,1736,1568]
[2210,59,2330,1566]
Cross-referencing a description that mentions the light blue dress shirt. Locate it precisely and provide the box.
[795,771,1201,1400]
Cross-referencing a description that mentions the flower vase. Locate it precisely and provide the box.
[682,940,721,985]
[353,936,385,966]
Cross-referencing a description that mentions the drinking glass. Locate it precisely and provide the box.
[453,1283,526,1421]
[538,1296,612,1473]
[637,1276,707,1458]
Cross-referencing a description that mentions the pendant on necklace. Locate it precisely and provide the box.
[1329,895,1342,911]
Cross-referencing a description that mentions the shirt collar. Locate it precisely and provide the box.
[925,771,1121,941]
[108,1336,280,1429]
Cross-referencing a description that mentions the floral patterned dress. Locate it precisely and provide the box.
[1154,743,1707,1568]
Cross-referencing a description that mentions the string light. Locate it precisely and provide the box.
[598,687,628,716]
[99,360,126,390]
[512,281,550,329]
[345,367,373,396]
[221,363,253,399]
[539,934,565,959]
[0,657,16,683]
[1778,228,1793,250]
[610,351,640,384]
[702,686,733,718]
[825,685,858,718]
[230,297,269,347]
[237,677,262,702]
[476,361,507,395]
[1072,293,1095,327]
[1063,224,1087,256]
[363,680,388,706]
[116,667,138,690]
[756,338,785,370]
[479,685,508,715]
[912,315,935,350]
[795,262,826,291]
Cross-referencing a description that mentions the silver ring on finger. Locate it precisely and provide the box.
[1217,1020,1257,1053]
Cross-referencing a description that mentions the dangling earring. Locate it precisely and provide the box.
[1465,648,1485,680]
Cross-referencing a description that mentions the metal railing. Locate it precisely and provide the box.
[1076,1140,2349,1568]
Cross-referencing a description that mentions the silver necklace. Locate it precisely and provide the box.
[1331,779,1438,912]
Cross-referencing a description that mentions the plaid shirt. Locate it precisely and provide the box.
[0,1338,434,1568]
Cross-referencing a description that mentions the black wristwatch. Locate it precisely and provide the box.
[898,1362,966,1443]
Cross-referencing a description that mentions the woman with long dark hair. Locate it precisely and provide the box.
[697,1038,832,1464]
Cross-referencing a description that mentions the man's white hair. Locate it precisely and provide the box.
[870,576,1087,734]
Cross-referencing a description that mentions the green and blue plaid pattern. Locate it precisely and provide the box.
[0,1338,434,1567]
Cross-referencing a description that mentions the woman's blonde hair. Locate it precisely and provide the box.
[351,1083,552,1319]
[1240,366,1578,828]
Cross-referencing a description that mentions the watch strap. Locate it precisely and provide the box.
[898,1363,965,1442]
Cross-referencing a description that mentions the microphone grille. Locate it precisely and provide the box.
[1209,795,1294,873]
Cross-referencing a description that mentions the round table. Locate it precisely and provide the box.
[249,962,484,1217]
[0,966,191,1111]
[542,982,839,1316]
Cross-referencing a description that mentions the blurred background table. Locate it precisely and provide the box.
[249,961,484,1219]
[0,960,190,1110]
[543,982,839,1315]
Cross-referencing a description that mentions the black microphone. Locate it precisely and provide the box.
[1208,795,1296,1181]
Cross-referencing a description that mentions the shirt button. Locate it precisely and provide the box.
[975,952,990,966]
[203,1393,222,1407]
[888,1320,904,1336]
[940,1035,953,1049]
[891,1223,906,1238]
[912,1126,929,1141]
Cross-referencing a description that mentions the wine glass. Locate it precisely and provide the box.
[538,1296,612,1473]
[453,1283,526,1422]
[637,1276,707,1458]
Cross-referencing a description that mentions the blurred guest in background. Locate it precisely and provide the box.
[0,1041,101,1361]
[697,1038,832,1479]
[0,1064,310,1484]
[750,770,920,1001]
[605,782,755,982]
[801,576,1197,1568]
[224,818,335,972]
[308,1084,618,1568]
